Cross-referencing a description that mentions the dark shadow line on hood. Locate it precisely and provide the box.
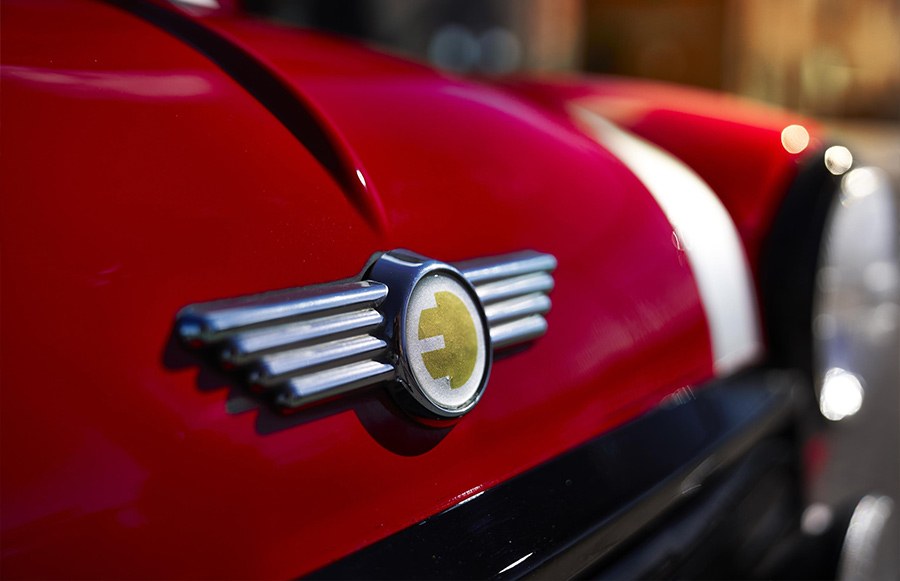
[100,0,389,234]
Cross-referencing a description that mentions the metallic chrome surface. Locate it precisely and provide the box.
[176,249,554,412]
[367,251,493,419]
[455,250,558,285]
[221,309,384,365]
[457,251,556,350]
[473,272,555,304]
[483,293,551,324]
[176,278,392,409]
[177,281,387,345]
[277,361,398,409]
[812,165,899,421]
[490,315,549,349]
[838,495,895,581]
[249,336,388,387]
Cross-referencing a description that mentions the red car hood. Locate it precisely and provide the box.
[0,1,811,577]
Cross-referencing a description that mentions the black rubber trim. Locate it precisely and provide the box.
[760,151,841,379]
[309,369,799,580]
[589,440,799,579]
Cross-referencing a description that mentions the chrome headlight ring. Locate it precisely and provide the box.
[763,147,899,422]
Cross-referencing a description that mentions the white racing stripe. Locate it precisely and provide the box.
[572,107,763,375]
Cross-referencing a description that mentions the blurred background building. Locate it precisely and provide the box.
[246,0,899,120]
[246,0,899,175]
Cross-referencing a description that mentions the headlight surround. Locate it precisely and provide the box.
[762,147,899,423]
[812,164,899,421]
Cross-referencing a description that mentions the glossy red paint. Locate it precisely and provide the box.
[493,77,824,274]
[0,2,784,578]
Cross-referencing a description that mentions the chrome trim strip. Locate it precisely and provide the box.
[457,251,556,350]
[474,272,555,305]
[455,251,558,285]
[221,309,383,365]
[490,315,549,349]
[177,281,387,345]
[277,361,398,409]
[484,293,552,325]
[176,249,555,411]
[176,279,392,410]
[249,335,388,387]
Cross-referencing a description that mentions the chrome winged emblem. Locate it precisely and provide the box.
[176,250,555,421]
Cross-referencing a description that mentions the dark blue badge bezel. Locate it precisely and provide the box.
[366,250,493,420]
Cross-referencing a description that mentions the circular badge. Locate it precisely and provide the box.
[404,273,489,414]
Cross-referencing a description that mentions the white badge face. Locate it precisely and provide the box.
[405,274,488,411]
